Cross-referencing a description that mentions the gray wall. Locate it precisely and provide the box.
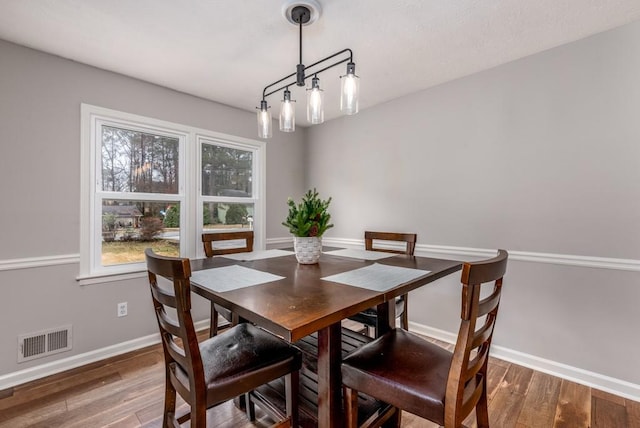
[305,21,640,385]
[0,39,306,376]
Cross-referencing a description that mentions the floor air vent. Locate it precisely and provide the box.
[18,325,72,362]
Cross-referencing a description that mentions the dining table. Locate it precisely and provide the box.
[189,247,462,428]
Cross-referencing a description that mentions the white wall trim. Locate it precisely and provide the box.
[0,254,80,272]
[410,322,640,402]
[266,236,295,247]
[0,320,209,390]
[76,271,147,286]
[414,244,640,272]
[507,250,640,272]
[268,237,640,272]
[2,241,637,273]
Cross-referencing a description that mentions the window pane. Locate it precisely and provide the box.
[101,126,179,194]
[203,202,254,230]
[201,144,252,197]
[102,200,179,266]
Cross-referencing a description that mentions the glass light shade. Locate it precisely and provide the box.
[257,102,272,139]
[340,73,360,115]
[279,100,295,132]
[307,76,324,124]
[279,90,296,132]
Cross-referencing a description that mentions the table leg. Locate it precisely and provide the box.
[317,322,343,427]
[375,300,396,337]
[209,303,219,338]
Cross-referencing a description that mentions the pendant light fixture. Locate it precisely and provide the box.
[307,76,324,124]
[256,0,360,138]
[279,88,296,132]
[340,62,359,115]
[257,100,272,139]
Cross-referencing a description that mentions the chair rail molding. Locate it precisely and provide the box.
[0,254,80,272]
[266,237,640,273]
[415,244,640,272]
[5,242,638,273]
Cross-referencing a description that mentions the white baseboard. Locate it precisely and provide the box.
[410,322,640,402]
[4,316,639,403]
[0,320,209,390]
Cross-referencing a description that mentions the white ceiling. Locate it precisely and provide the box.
[2,0,640,127]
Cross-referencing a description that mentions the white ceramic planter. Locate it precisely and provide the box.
[293,236,322,264]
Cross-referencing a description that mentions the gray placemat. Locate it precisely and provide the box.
[321,263,431,291]
[191,265,284,292]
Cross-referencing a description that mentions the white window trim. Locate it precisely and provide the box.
[79,104,266,284]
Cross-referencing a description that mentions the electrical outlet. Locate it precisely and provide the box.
[117,302,128,317]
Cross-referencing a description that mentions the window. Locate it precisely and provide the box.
[80,105,265,282]
[199,137,258,237]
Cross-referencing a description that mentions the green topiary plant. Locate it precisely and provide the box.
[282,188,333,237]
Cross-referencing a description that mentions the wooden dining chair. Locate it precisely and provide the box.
[202,230,254,337]
[341,249,508,428]
[145,249,301,428]
[348,231,417,335]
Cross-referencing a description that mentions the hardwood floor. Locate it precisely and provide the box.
[1,326,638,428]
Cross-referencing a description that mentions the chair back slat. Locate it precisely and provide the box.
[364,231,417,255]
[445,249,508,427]
[202,230,254,257]
[471,322,494,350]
[464,346,489,383]
[460,380,483,417]
[477,284,502,317]
[166,339,190,373]
[156,308,182,338]
[149,277,178,308]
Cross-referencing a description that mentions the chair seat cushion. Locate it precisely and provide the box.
[174,323,301,404]
[202,323,301,384]
[341,329,451,425]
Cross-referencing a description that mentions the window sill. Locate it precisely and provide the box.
[76,270,147,286]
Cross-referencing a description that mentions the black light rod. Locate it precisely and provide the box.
[262,71,297,100]
[306,56,351,79]
[306,48,352,71]
[261,48,353,100]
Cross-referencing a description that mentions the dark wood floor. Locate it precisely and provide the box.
[1,325,638,428]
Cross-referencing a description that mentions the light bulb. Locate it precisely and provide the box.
[257,100,272,139]
[307,76,324,124]
[279,89,296,132]
[340,62,360,115]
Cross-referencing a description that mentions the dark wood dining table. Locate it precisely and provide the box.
[189,249,462,427]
